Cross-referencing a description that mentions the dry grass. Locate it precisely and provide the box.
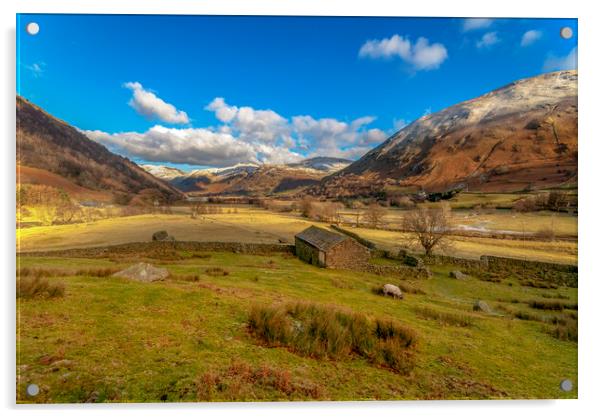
[528,299,578,311]
[248,302,417,374]
[205,267,229,276]
[195,361,324,401]
[17,276,65,299]
[414,306,474,327]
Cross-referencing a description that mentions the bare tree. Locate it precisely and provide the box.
[299,197,317,219]
[403,205,452,256]
[363,204,387,228]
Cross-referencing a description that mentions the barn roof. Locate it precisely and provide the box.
[295,226,348,251]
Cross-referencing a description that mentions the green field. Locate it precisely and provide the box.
[17,251,577,402]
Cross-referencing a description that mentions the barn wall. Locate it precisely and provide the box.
[295,237,322,267]
[324,239,370,269]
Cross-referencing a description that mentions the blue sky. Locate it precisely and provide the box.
[17,14,577,170]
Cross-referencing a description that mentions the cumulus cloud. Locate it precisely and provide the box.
[359,35,448,71]
[543,47,577,72]
[124,82,189,124]
[205,97,291,144]
[293,115,387,159]
[462,18,493,31]
[476,32,500,48]
[521,30,542,47]
[87,94,389,167]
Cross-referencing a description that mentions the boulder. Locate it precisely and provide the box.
[152,230,175,241]
[449,270,468,280]
[473,300,492,313]
[113,263,169,283]
[382,284,403,299]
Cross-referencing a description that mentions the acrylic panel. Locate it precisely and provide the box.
[16,14,578,403]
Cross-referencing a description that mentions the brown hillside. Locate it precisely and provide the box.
[313,71,578,197]
[16,96,182,202]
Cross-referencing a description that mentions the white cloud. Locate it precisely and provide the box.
[462,18,493,31]
[521,30,542,47]
[476,32,500,49]
[359,35,448,71]
[293,115,387,159]
[86,94,390,167]
[124,82,189,124]
[543,48,577,72]
[393,118,408,131]
[25,62,45,78]
[205,97,291,144]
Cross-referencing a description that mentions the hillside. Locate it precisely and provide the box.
[312,71,578,197]
[17,96,182,203]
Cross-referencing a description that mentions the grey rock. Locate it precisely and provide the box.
[473,300,492,313]
[450,270,469,280]
[113,263,169,282]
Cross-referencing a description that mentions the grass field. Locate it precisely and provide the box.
[16,251,577,402]
[17,208,577,265]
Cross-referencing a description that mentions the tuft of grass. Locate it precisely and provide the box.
[248,302,417,374]
[195,361,324,401]
[169,273,200,282]
[17,276,65,299]
[414,306,474,327]
[205,267,230,276]
[528,299,578,311]
[397,282,426,295]
[549,319,578,342]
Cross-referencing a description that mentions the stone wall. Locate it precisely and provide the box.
[325,239,371,269]
[20,241,295,258]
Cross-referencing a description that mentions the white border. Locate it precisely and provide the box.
[2,1,601,417]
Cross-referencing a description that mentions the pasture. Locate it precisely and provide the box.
[17,250,577,402]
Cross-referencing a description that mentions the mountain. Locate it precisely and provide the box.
[140,164,186,180]
[288,157,351,173]
[311,70,578,197]
[17,96,183,203]
[143,158,349,195]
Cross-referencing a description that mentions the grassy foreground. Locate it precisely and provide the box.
[17,250,577,402]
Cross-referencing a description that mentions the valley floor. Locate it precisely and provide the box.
[17,251,577,402]
[17,207,577,265]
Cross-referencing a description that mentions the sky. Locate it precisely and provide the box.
[17,14,577,171]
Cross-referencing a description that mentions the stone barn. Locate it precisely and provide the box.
[294,226,371,269]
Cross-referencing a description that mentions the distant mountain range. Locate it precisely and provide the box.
[311,70,578,197]
[142,157,352,195]
[17,96,182,203]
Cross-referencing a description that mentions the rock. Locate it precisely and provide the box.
[113,263,169,282]
[382,284,403,299]
[449,270,468,280]
[473,300,492,313]
[152,230,175,241]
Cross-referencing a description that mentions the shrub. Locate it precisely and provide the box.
[414,306,474,327]
[248,302,417,374]
[205,267,229,276]
[17,276,65,299]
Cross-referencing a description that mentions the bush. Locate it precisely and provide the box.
[17,276,65,299]
[248,302,417,374]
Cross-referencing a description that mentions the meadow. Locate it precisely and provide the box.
[17,250,577,402]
